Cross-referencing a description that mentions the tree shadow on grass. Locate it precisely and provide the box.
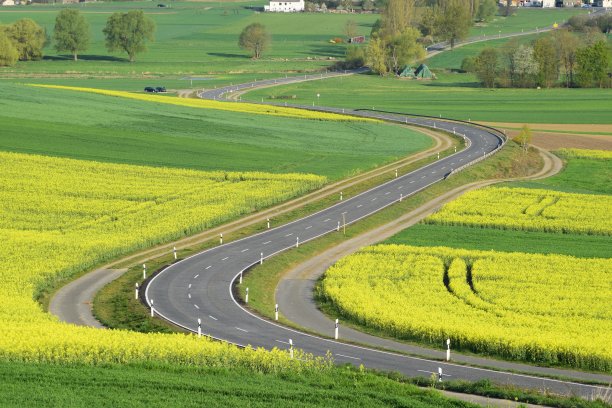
[207,52,248,59]
[43,54,128,62]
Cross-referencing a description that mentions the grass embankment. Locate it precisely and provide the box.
[238,141,542,325]
[0,83,431,180]
[95,136,462,331]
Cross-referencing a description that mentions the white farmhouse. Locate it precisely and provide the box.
[540,0,555,7]
[1,0,16,6]
[264,0,304,12]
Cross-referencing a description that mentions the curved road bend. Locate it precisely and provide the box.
[148,78,611,397]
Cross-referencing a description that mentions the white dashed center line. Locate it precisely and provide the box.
[305,226,312,230]
[263,241,271,245]
[194,304,200,309]
[236,327,248,333]
[384,192,390,195]
[193,274,199,279]
[371,197,377,201]
[285,233,293,237]
[188,293,191,299]
[222,256,228,261]
[323,218,331,222]
[205,265,212,270]
[241,248,249,253]
[209,315,217,321]
[336,354,361,360]
[357,204,363,208]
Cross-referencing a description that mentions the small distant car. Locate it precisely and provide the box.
[155,86,166,93]
[157,3,167,7]
[144,87,156,93]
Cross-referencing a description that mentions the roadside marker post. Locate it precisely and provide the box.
[340,191,343,201]
[220,233,223,244]
[267,218,270,229]
[198,318,202,338]
[438,367,443,382]
[446,339,451,361]
[275,304,279,321]
[342,212,346,236]
[135,283,139,300]
[143,263,147,280]
[400,193,403,202]
[437,152,440,160]
[239,272,243,284]
[289,339,294,359]
[260,252,264,265]
[245,288,249,303]
[337,221,340,232]
[454,146,457,153]
[334,319,339,340]
[395,169,398,178]
[296,237,299,248]
[150,299,154,317]
[173,246,177,260]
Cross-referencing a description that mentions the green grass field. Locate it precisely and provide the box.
[384,224,611,258]
[242,73,612,124]
[0,83,431,179]
[469,8,585,36]
[0,361,472,408]
[508,156,612,194]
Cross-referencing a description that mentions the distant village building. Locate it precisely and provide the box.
[596,0,611,6]
[1,0,16,6]
[264,0,304,12]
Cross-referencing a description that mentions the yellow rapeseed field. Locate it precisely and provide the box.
[425,187,611,235]
[557,148,612,160]
[28,84,377,122]
[0,151,328,370]
[321,245,612,371]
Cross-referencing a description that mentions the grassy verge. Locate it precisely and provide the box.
[94,135,461,331]
[238,141,541,324]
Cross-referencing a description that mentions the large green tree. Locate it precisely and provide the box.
[54,9,90,61]
[475,0,497,22]
[4,19,46,61]
[553,29,580,88]
[238,23,270,59]
[381,0,415,37]
[474,47,498,88]
[103,10,155,62]
[385,27,425,73]
[366,37,388,75]
[433,0,472,49]
[576,40,610,88]
[0,31,19,66]
[533,36,559,88]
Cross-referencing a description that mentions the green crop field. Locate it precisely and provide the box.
[0,361,473,408]
[242,73,612,124]
[468,8,585,37]
[0,82,431,179]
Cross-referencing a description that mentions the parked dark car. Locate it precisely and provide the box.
[144,87,156,93]
[155,86,166,93]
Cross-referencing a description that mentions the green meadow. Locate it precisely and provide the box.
[0,82,431,179]
[243,73,612,124]
[0,361,474,408]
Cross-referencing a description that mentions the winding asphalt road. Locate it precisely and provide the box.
[145,77,612,398]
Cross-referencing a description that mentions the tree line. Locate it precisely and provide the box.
[465,28,612,89]
[339,0,497,75]
[0,9,155,66]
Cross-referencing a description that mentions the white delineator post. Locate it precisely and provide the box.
[267,218,270,229]
[219,233,223,244]
[400,193,403,202]
[143,263,147,280]
[337,221,340,232]
[438,367,443,382]
[135,283,139,300]
[296,237,299,248]
[395,169,398,178]
[173,246,177,260]
[239,271,243,284]
[198,318,202,338]
[437,152,440,160]
[454,146,457,153]
[334,319,339,340]
[245,287,249,303]
[340,191,343,201]
[275,304,279,321]
[446,338,451,361]
[150,299,155,317]
[289,339,294,359]
[260,252,264,265]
